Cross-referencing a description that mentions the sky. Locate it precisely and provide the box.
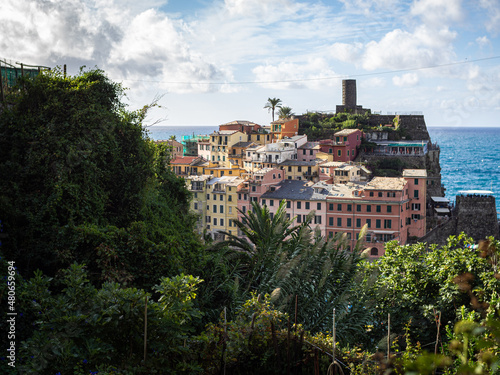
[2,0,500,127]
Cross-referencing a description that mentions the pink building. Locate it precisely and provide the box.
[259,180,330,236]
[297,142,320,161]
[325,169,427,257]
[319,129,363,162]
[237,168,285,225]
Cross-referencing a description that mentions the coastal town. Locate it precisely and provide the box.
[160,80,442,257]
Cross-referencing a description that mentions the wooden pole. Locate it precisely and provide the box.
[143,295,148,363]
[294,295,298,331]
[64,64,67,78]
[333,308,336,367]
[387,313,390,362]
[0,60,4,103]
[223,307,227,375]
[435,311,441,356]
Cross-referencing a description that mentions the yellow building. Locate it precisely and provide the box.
[206,176,245,240]
[204,163,246,178]
[278,160,323,181]
[209,130,247,168]
[186,175,213,233]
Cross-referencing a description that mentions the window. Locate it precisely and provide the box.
[376,205,381,213]
[414,190,419,199]
[220,195,224,201]
[262,199,266,205]
[387,206,392,213]
[329,203,334,211]
[370,247,378,256]
[414,178,419,185]
[329,148,333,154]
[376,219,381,228]
[337,218,342,227]
[378,192,383,197]
[337,150,341,157]
[288,166,292,172]
[213,218,217,225]
[298,166,302,172]
[305,202,310,210]
[356,204,361,212]
[297,215,302,223]
[207,194,211,200]
[412,214,421,220]
[242,206,246,213]
[287,201,291,208]
[314,216,322,224]
[220,218,224,226]
[213,194,216,200]
[367,205,372,212]
[329,232,334,238]
[356,218,361,227]
[347,204,352,212]
[213,205,217,213]
[369,192,374,197]
[228,195,232,202]
[412,203,421,211]
[194,202,198,210]
[347,150,350,156]
[337,204,342,211]
[366,219,371,228]
[317,202,321,210]
[252,185,256,192]
[329,217,334,226]
[384,219,392,229]
[229,207,232,214]
[273,174,276,179]
[270,200,274,206]
[406,217,411,225]
[347,218,352,227]
[387,192,396,197]
[310,150,313,155]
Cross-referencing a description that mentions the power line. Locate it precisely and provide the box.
[121,55,500,86]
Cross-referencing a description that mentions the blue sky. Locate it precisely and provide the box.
[2,0,500,127]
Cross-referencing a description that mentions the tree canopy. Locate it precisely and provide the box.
[0,68,204,288]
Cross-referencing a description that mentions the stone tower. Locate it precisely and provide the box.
[336,79,368,114]
[342,79,357,108]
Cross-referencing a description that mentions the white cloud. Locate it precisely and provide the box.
[224,0,295,17]
[411,0,463,28]
[479,0,500,35]
[392,73,419,87]
[476,35,491,48]
[328,42,364,63]
[361,25,456,71]
[252,58,340,89]
[361,77,386,88]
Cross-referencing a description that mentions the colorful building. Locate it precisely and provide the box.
[271,118,300,140]
[319,129,363,162]
[259,179,330,236]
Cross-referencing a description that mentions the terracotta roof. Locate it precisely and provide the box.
[334,128,361,136]
[170,156,198,164]
[365,177,407,191]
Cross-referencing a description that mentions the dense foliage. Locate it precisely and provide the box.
[0,68,204,288]
[2,69,500,374]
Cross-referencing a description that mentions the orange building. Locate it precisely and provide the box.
[271,118,299,140]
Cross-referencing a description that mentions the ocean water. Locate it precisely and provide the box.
[147,125,500,214]
[146,125,217,141]
[427,126,500,215]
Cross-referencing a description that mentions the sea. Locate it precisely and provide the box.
[146,125,500,215]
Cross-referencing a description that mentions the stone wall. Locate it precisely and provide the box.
[419,195,499,245]
[455,195,499,241]
[397,115,431,141]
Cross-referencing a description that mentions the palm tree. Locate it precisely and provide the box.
[264,98,282,122]
[278,106,294,119]
[216,201,369,337]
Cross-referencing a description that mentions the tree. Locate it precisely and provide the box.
[358,234,500,348]
[216,201,369,337]
[0,68,204,287]
[278,106,294,119]
[264,97,282,122]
